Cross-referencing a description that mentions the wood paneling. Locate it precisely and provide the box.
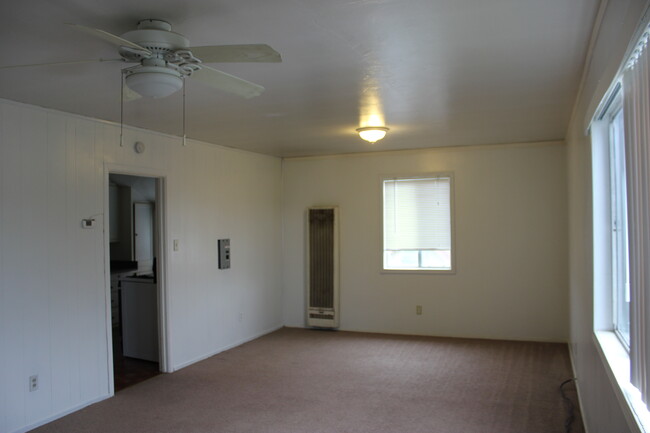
[0,99,283,433]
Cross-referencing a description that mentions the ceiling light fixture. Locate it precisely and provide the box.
[125,66,183,98]
[356,126,389,143]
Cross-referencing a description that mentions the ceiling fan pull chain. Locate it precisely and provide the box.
[120,72,125,147]
[182,79,187,147]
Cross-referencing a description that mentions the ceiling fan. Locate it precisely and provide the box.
[2,19,281,100]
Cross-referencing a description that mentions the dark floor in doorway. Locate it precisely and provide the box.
[112,326,160,392]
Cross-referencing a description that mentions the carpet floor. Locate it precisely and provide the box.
[32,327,584,433]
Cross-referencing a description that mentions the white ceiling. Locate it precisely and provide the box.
[0,0,599,157]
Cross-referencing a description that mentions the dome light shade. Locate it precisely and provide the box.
[125,66,183,98]
[356,126,389,143]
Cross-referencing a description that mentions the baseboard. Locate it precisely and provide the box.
[291,324,568,344]
[171,323,284,371]
[10,394,111,433]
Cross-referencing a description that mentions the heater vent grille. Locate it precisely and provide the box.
[307,207,339,328]
[309,209,335,309]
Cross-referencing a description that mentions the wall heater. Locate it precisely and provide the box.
[307,206,340,328]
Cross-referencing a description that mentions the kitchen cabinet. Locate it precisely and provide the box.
[121,277,159,362]
[110,275,120,328]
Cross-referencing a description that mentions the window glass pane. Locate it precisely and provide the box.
[610,107,630,347]
[384,250,419,269]
[420,250,451,269]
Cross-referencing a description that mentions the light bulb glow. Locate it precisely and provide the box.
[356,126,389,143]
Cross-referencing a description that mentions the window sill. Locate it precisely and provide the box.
[594,331,650,433]
[381,269,456,275]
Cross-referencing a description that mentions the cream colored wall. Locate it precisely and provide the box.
[0,99,283,433]
[566,1,648,432]
[282,142,568,342]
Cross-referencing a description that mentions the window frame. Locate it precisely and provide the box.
[591,86,647,431]
[380,172,456,275]
[607,101,631,349]
[593,88,629,343]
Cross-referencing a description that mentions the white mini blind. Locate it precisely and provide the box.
[383,177,451,251]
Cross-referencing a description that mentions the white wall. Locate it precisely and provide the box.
[282,142,568,342]
[0,99,283,433]
[566,1,647,433]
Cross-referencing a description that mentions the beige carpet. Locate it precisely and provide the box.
[33,327,584,433]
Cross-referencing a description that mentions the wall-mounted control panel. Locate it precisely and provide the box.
[218,239,231,269]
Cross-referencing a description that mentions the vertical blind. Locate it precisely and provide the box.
[623,25,650,409]
[383,177,451,251]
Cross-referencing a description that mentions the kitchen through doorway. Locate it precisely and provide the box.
[108,173,164,391]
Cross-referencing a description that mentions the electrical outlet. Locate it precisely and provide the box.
[29,375,38,392]
[416,305,423,315]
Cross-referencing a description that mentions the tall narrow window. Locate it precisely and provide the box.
[590,20,650,425]
[609,107,630,347]
[383,175,453,271]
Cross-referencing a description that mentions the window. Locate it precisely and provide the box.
[382,175,453,271]
[608,106,630,347]
[591,21,650,427]
[607,104,630,348]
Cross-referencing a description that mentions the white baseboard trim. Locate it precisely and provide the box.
[10,394,111,433]
[171,324,284,371]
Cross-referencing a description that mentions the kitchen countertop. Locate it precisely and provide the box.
[110,260,138,276]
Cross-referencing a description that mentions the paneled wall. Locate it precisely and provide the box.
[0,99,283,433]
[282,142,569,342]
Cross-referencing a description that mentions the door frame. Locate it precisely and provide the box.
[103,163,171,396]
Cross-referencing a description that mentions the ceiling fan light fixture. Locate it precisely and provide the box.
[356,126,389,143]
[125,66,183,98]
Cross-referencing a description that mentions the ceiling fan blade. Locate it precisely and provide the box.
[189,44,281,63]
[0,58,124,70]
[66,23,152,55]
[190,65,264,99]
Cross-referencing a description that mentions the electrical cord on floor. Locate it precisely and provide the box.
[560,378,577,433]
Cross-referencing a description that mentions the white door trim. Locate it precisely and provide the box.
[103,163,172,397]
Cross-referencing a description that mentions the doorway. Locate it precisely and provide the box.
[107,173,165,391]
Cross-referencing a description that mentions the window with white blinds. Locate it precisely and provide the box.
[382,175,453,271]
[590,18,650,429]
